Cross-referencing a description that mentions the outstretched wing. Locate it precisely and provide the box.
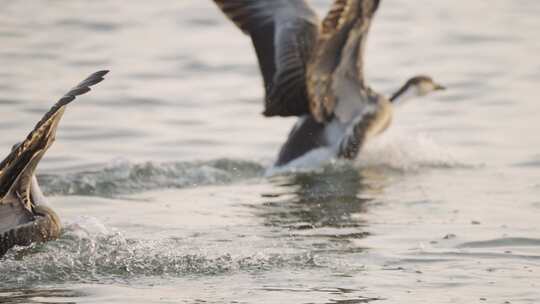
[0,70,109,200]
[307,0,381,123]
[213,0,319,117]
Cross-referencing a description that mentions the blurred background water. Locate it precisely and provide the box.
[0,0,539,303]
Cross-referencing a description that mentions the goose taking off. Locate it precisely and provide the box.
[0,70,108,257]
[212,0,445,168]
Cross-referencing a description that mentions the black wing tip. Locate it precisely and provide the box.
[89,70,110,82]
[81,69,110,88]
[59,69,110,105]
[263,103,287,117]
[95,69,110,76]
[262,109,275,117]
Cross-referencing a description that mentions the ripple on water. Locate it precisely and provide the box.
[0,288,84,303]
[512,155,540,168]
[457,237,540,249]
[38,159,265,197]
[55,19,123,32]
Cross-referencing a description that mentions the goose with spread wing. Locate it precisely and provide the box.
[212,0,445,168]
[0,70,108,257]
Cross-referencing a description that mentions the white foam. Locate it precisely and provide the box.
[357,129,466,171]
[265,147,336,176]
[65,216,112,238]
[267,128,469,175]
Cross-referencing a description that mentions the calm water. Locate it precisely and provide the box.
[1,0,540,303]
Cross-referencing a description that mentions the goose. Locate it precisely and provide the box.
[212,0,445,168]
[0,70,108,257]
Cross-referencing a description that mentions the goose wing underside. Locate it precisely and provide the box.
[213,0,319,117]
[307,0,381,123]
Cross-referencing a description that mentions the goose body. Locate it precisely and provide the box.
[212,0,445,169]
[0,70,108,257]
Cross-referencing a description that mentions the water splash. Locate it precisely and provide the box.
[357,132,473,172]
[38,159,265,197]
[267,132,473,177]
[38,133,471,196]
[0,218,315,286]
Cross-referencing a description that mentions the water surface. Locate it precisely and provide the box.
[1,1,539,303]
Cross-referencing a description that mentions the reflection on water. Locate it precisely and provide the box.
[259,166,380,230]
[249,166,390,262]
[258,286,382,304]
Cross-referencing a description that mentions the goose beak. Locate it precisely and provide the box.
[434,83,446,91]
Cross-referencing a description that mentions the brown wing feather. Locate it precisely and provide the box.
[321,0,352,34]
[213,0,319,117]
[307,0,380,123]
[0,70,109,199]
